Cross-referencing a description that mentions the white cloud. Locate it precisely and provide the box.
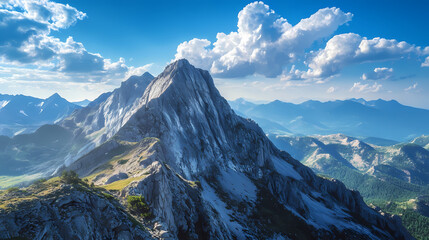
[175,1,352,78]
[404,83,418,91]
[0,0,151,84]
[350,82,382,93]
[0,0,85,64]
[422,56,429,67]
[362,67,393,80]
[291,33,422,80]
[326,86,336,93]
[125,63,154,79]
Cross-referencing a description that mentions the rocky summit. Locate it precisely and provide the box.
[0,59,414,239]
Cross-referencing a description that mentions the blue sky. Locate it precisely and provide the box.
[0,0,428,108]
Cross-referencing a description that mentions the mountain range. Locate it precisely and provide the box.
[229,98,429,142]
[0,93,81,137]
[269,134,429,200]
[0,60,413,239]
[268,133,429,239]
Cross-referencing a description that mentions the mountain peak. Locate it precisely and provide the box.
[140,72,154,78]
[170,58,192,69]
[159,59,195,77]
[142,58,214,103]
[47,93,62,100]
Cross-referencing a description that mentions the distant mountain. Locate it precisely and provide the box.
[268,133,429,239]
[269,134,429,197]
[0,93,81,136]
[361,137,399,146]
[411,135,429,150]
[229,98,429,141]
[72,99,91,107]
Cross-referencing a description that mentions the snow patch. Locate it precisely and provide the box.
[19,110,28,117]
[201,180,245,238]
[271,156,302,180]
[219,169,257,202]
[14,128,26,136]
[300,193,378,238]
[0,100,10,109]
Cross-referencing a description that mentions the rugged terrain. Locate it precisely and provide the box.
[0,177,153,239]
[0,60,414,239]
[268,134,429,200]
[269,134,429,239]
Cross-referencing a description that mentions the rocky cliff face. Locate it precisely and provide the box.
[1,60,414,239]
[60,72,154,165]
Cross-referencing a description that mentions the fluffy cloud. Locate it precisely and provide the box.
[0,0,149,83]
[0,0,85,64]
[362,67,393,80]
[175,1,352,78]
[175,1,429,80]
[292,33,423,80]
[350,82,382,93]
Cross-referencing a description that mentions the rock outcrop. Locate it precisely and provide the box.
[0,181,152,240]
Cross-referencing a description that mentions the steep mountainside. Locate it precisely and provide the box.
[54,60,413,239]
[229,98,429,141]
[60,72,155,165]
[0,93,80,136]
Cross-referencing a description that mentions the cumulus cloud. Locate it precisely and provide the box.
[290,33,423,80]
[175,1,429,80]
[362,67,393,80]
[0,0,150,83]
[0,0,85,64]
[350,82,382,93]
[175,1,352,78]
